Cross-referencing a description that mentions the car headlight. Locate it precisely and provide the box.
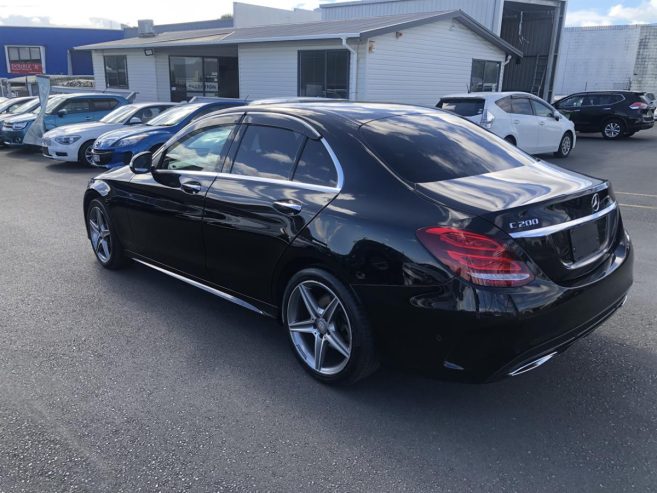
[54,135,81,145]
[116,134,148,147]
[12,121,28,130]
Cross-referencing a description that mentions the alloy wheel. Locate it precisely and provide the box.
[84,145,95,166]
[286,280,352,375]
[88,206,112,263]
[604,122,621,139]
[561,135,572,155]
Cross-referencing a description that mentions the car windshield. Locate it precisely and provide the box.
[9,100,38,114]
[101,105,138,124]
[45,95,69,114]
[360,112,532,184]
[146,104,198,126]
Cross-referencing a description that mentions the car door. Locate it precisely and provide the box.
[555,95,585,129]
[509,96,538,153]
[530,98,563,153]
[203,112,341,303]
[47,98,92,130]
[124,113,242,277]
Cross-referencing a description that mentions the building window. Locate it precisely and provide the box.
[298,50,350,99]
[5,46,45,74]
[470,60,501,92]
[169,56,238,102]
[104,55,129,89]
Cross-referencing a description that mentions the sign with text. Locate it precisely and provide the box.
[9,62,44,74]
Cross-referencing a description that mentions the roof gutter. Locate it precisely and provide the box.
[341,36,358,101]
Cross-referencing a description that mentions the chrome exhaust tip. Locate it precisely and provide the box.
[508,351,558,377]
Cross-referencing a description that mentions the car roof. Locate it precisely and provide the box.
[211,101,441,127]
[440,91,535,99]
[130,102,178,108]
[53,93,127,100]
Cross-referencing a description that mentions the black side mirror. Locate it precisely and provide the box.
[129,151,153,174]
[57,109,67,118]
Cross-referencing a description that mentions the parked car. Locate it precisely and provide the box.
[553,91,654,139]
[90,99,248,168]
[2,93,129,147]
[437,92,576,158]
[0,96,36,117]
[83,102,632,385]
[42,102,177,166]
[0,98,40,147]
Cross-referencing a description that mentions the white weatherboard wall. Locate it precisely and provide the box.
[92,50,158,102]
[365,18,506,105]
[553,26,641,95]
[238,40,361,100]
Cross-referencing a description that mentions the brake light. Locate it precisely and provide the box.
[416,227,534,287]
[480,110,495,129]
[629,102,648,110]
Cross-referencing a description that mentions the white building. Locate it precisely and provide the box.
[76,10,520,106]
[554,25,657,97]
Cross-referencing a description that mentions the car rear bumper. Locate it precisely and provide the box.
[628,119,654,131]
[353,232,633,382]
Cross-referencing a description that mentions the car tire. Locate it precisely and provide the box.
[282,268,379,385]
[602,119,625,140]
[504,136,517,146]
[86,198,129,270]
[553,132,573,158]
[78,140,96,166]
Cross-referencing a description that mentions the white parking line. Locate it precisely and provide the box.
[616,191,657,199]
[620,203,657,210]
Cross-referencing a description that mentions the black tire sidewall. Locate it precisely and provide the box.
[282,268,377,384]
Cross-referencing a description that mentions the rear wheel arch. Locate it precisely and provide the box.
[504,135,517,145]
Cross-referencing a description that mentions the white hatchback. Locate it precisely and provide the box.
[42,102,177,166]
[437,92,576,158]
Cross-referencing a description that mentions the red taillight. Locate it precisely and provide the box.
[416,227,534,287]
[629,102,648,110]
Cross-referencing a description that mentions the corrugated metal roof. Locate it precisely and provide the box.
[75,11,522,56]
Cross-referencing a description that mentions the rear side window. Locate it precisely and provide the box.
[598,94,623,105]
[495,97,513,113]
[92,99,120,111]
[293,139,338,187]
[360,113,533,184]
[437,98,484,117]
[232,125,304,180]
[511,98,533,115]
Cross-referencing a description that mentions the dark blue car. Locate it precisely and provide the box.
[90,99,247,168]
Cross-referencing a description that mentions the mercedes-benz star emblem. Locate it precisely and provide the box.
[591,193,600,212]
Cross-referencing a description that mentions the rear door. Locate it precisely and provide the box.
[203,112,341,303]
[530,98,562,153]
[509,97,538,153]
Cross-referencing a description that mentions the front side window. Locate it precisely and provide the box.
[6,46,44,74]
[298,50,350,99]
[133,105,171,123]
[160,125,235,172]
[232,125,304,180]
[59,99,91,114]
[470,60,501,92]
[557,96,584,109]
[293,139,338,187]
[530,99,554,117]
[104,55,129,89]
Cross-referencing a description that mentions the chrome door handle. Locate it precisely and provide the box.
[273,200,302,214]
[181,180,202,194]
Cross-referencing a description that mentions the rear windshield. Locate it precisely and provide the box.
[360,112,534,184]
[437,98,485,117]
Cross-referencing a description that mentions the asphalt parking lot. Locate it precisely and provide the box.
[1,129,656,492]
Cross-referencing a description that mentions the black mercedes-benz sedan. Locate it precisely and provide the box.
[83,102,633,384]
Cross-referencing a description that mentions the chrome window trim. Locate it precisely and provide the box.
[509,202,618,239]
[133,259,265,315]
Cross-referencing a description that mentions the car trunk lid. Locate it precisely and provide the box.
[416,161,620,283]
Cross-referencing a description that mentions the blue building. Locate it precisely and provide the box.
[0,26,124,79]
